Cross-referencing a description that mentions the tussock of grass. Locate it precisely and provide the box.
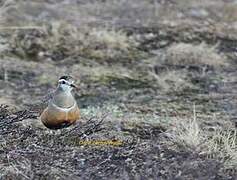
[169,106,237,171]
[207,130,237,170]
[86,28,136,55]
[166,42,228,68]
[7,21,138,61]
[170,106,204,150]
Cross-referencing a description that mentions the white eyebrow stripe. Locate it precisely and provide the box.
[58,79,71,85]
[58,79,67,82]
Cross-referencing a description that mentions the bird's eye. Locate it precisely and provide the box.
[62,81,66,84]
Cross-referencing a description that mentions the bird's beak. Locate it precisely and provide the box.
[70,83,79,90]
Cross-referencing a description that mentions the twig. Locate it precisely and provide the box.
[62,116,96,137]
[63,113,107,138]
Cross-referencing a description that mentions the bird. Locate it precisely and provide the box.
[40,75,80,129]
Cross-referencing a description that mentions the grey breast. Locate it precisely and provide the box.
[51,90,76,108]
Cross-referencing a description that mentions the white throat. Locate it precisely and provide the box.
[58,84,73,93]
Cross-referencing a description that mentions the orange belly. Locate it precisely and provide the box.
[40,105,80,129]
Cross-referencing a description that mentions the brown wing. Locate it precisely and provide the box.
[27,90,55,116]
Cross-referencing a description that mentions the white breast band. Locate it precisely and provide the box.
[51,101,77,112]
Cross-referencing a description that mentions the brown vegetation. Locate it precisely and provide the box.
[0,0,236,179]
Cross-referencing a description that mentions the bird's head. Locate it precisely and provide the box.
[57,75,78,92]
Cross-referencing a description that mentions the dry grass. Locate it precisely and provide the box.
[72,64,141,85]
[176,0,223,8]
[0,0,236,178]
[7,21,138,61]
[207,130,237,170]
[169,105,237,171]
[170,105,204,150]
[152,70,195,93]
[176,0,237,22]
[0,0,14,25]
[3,0,237,37]
[78,26,138,60]
[221,4,237,22]
[166,42,228,68]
